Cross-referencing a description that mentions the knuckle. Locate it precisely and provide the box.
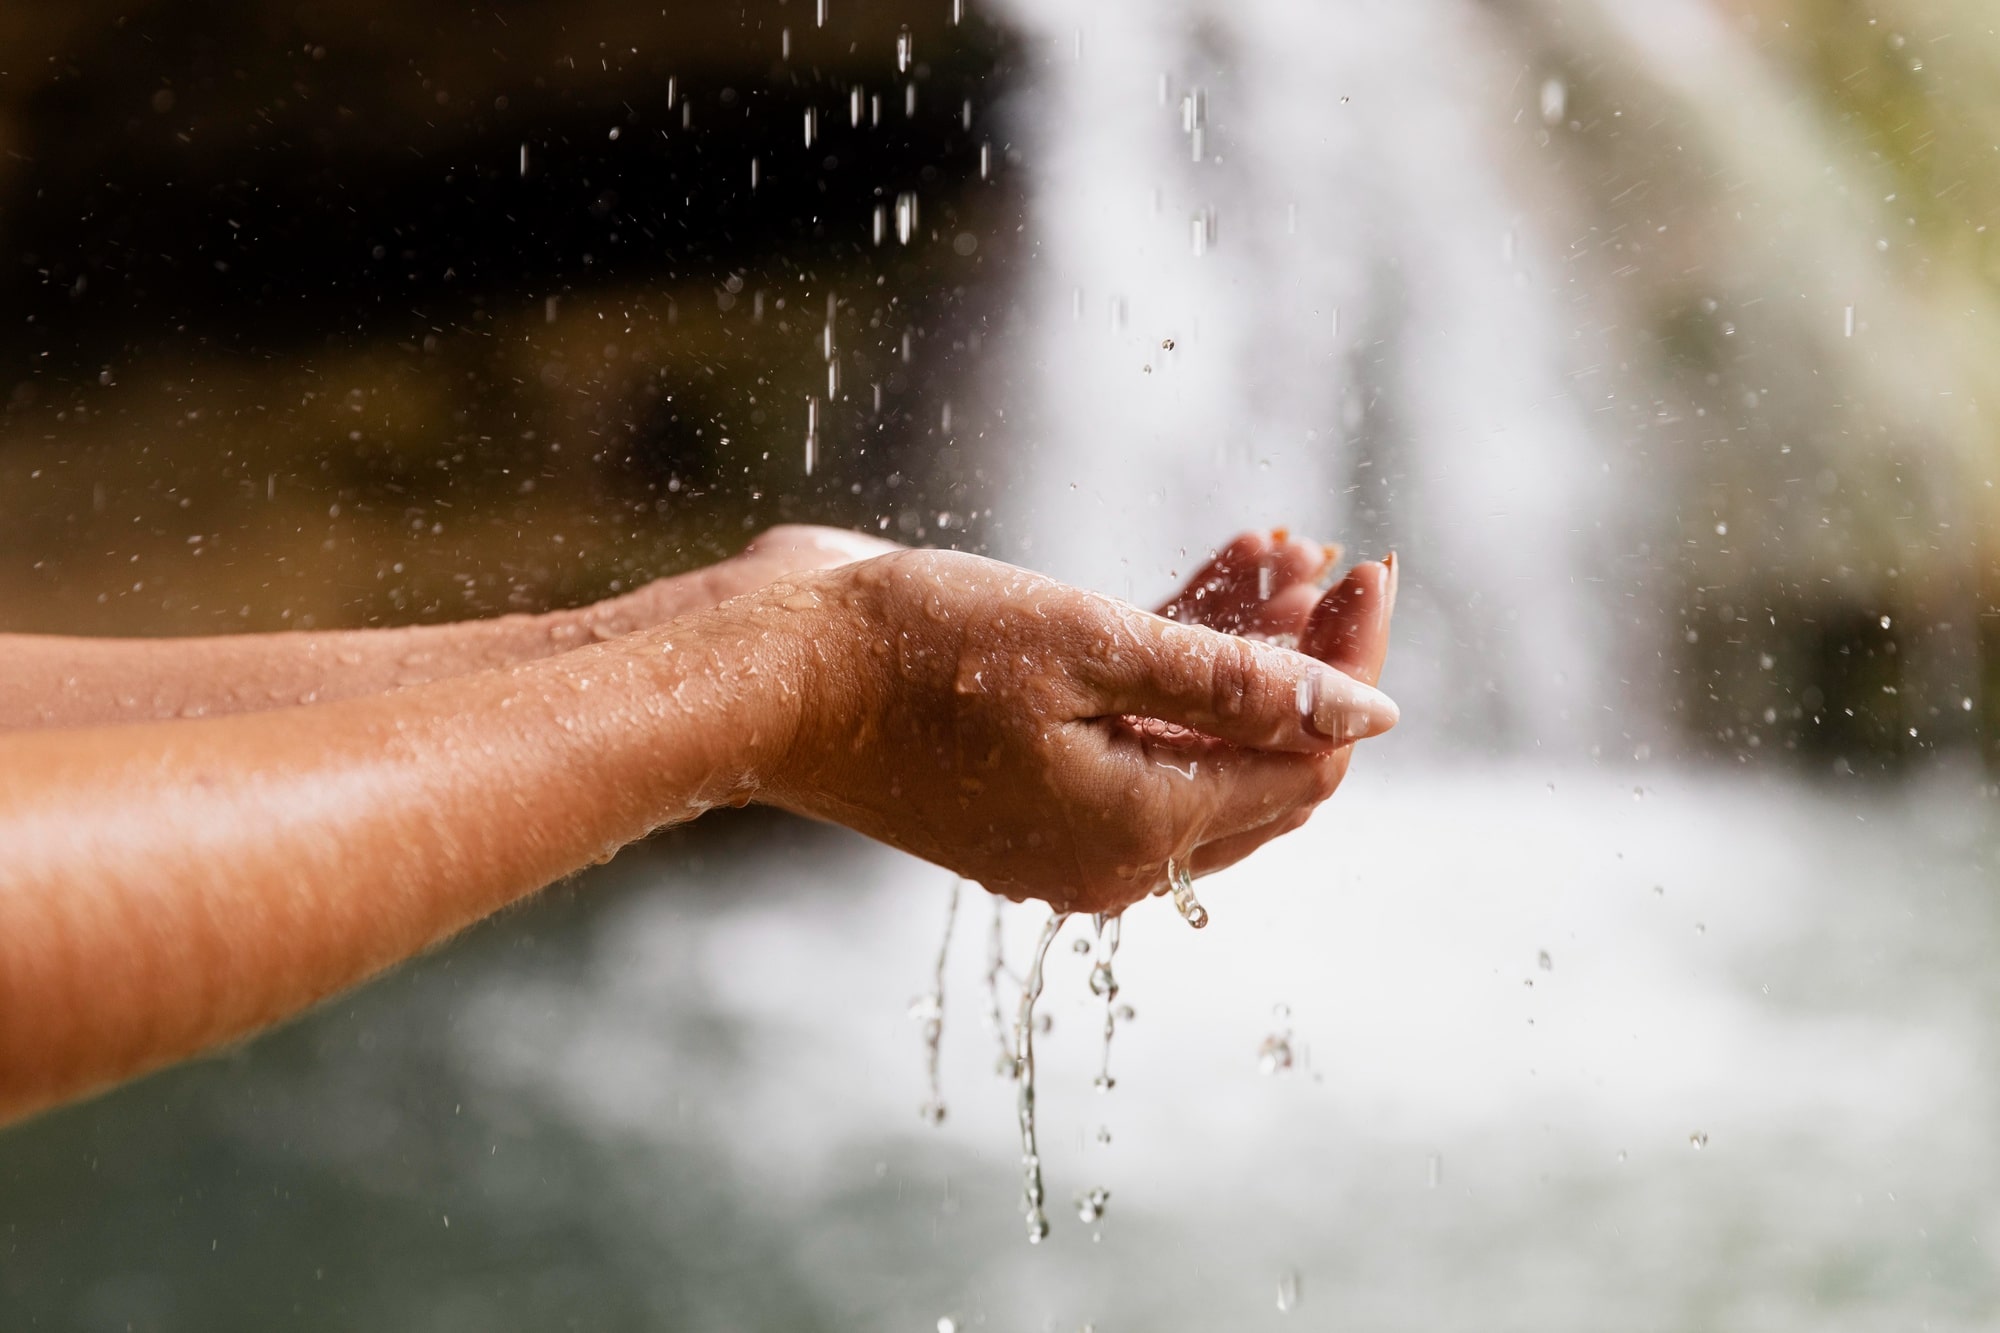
[1206,636,1261,719]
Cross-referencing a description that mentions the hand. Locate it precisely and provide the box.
[1154,529,1399,879]
[757,549,1399,915]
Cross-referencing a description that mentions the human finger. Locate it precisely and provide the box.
[1299,553,1396,687]
[1079,615,1398,753]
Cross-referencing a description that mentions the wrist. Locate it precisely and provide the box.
[622,585,827,819]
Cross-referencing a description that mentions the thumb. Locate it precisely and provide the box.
[1079,612,1399,753]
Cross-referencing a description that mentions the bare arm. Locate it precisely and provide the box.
[0,546,1397,1124]
[0,524,895,731]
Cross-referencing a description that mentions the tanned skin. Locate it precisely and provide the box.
[0,526,1396,1125]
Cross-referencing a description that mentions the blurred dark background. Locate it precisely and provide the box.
[0,1,1024,636]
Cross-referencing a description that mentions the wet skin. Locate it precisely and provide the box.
[0,527,1395,1124]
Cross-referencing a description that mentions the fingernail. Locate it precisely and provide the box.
[1300,667,1399,741]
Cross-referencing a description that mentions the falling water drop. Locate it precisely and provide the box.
[897,192,919,244]
[1016,911,1070,1243]
[1090,912,1122,1090]
[1844,303,1856,338]
[815,0,827,26]
[897,27,913,73]
[1190,215,1207,257]
[1076,1186,1110,1223]
[804,397,820,476]
[872,204,887,246]
[1167,859,1208,928]
[1257,1003,1294,1074]
[953,0,965,23]
[780,27,791,59]
[979,142,992,179]
[850,84,865,127]
[1276,1269,1302,1314]
[749,157,760,190]
[804,106,819,148]
[518,142,529,177]
[1539,76,1567,126]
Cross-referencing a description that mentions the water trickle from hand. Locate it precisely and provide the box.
[1089,912,1122,1091]
[1167,858,1208,928]
[1014,910,1070,1243]
[983,892,1016,1075]
[914,879,962,1126]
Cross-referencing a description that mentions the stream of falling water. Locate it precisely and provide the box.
[917,861,1206,1244]
[984,893,1017,1075]
[1013,910,1070,1243]
[1089,912,1123,1091]
[914,879,962,1125]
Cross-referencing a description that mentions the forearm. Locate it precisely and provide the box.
[0,597,800,1123]
[0,571,726,732]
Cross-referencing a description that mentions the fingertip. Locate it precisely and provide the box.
[1302,559,1392,685]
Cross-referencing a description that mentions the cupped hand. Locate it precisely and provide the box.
[756,548,1398,915]
[1157,529,1339,641]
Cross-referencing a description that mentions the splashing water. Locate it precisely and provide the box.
[1014,911,1070,1244]
[914,879,962,1126]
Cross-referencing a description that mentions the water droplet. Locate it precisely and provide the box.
[1689,1131,1709,1150]
[1843,304,1855,337]
[937,1319,958,1333]
[804,397,820,475]
[896,191,919,245]
[1426,1152,1443,1188]
[815,0,827,26]
[1076,1186,1110,1224]
[896,27,913,73]
[1256,1033,1294,1075]
[1537,949,1553,971]
[804,106,818,148]
[1276,1268,1302,1313]
[1539,76,1567,125]
[1879,614,1892,629]
[1072,937,1092,955]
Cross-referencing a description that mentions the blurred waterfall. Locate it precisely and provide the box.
[985,0,1993,766]
[986,0,1615,753]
